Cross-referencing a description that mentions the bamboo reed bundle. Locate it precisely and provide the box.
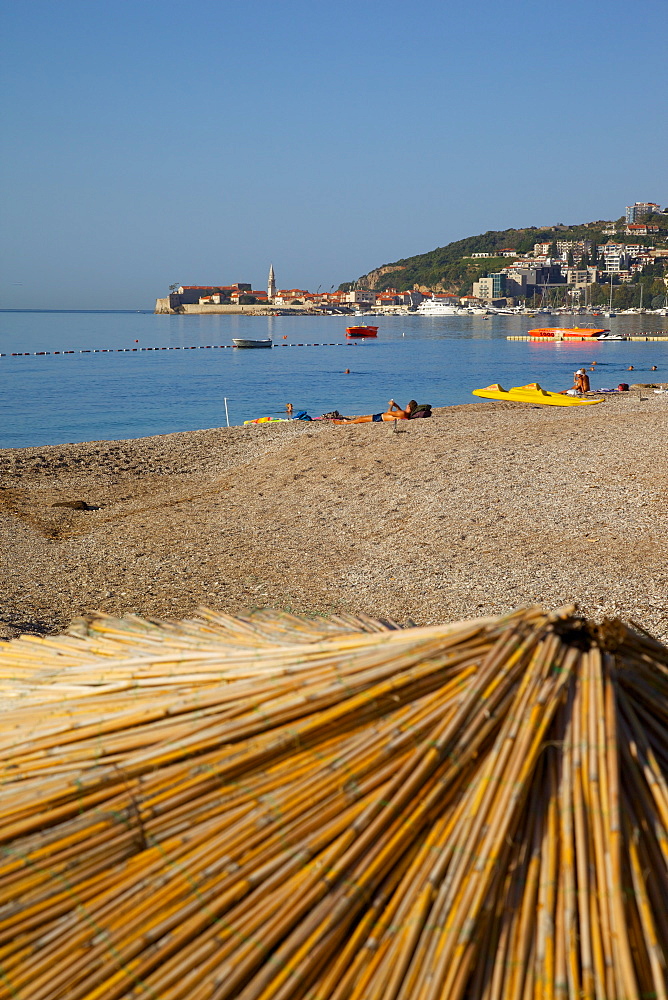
[0,605,666,999]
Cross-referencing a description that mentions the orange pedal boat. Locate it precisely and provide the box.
[528,327,609,339]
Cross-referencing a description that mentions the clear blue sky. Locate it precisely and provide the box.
[1,0,666,309]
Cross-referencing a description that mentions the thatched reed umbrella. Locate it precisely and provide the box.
[0,605,666,999]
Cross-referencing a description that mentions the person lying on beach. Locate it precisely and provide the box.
[332,399,417,423]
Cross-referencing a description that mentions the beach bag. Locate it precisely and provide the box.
[294,410,312,421]
[617,383,629,392]
[409,403,432,418]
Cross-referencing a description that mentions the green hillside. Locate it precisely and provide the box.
[342,220,659,295]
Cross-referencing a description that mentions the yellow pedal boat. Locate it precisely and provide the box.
[472,383,603,406]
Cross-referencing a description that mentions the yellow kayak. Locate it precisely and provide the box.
[472,383,603,406]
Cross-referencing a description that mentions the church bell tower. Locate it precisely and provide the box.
[268,264,276,301]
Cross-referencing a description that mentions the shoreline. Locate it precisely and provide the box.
[3,394,668,641]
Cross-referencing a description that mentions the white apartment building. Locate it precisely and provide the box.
[601,248,630,273]
[625,202,661,223]
[555,240,592,258]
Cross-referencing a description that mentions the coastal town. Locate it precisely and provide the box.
[156,201,668,316]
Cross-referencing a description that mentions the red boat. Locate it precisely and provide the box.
[345,325,378,338]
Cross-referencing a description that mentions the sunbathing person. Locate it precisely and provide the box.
[333,399,417,423]
[560,369,590,394]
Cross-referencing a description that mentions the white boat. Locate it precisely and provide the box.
[604,276,616,317]
[416,300,465,316]
[232,338,272,349]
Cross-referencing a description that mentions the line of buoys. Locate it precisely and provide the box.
[1,343,350,357]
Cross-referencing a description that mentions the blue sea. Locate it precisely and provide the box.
[1,310,667,448]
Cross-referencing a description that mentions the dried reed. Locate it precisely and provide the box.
[0,605,666,999]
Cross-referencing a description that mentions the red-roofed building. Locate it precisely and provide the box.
[176,283,251,305]
[625,223,660,235]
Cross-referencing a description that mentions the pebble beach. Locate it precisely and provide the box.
[2,390,668,641]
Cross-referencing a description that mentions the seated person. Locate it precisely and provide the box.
[333,399,417,423]
[561,369,590,394]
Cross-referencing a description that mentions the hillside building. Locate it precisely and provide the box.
[625,223,660,236]
[600,244,630,273]
[555,240,592,264]
[564,267,598,288]
[625,202,661,223]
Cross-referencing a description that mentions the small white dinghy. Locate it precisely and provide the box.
[232,338,272,349]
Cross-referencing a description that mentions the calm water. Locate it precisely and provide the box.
[1,310,667,448]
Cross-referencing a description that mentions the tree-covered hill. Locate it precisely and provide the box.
[341,220,661,295]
